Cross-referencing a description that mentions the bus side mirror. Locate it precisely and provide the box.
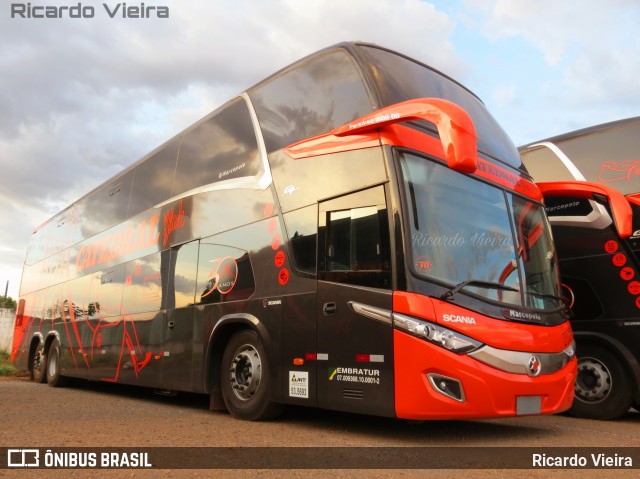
[537,181,633,239]
[333,98,478,174]
[285,98,478,174]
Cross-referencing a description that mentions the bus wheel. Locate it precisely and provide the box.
[570,344,632,420]
[46,339,67,388]
[220,330,283,421]
[31,341,47,384]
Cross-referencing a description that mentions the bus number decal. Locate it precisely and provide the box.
[416,256,432,270]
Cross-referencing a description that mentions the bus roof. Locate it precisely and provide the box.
[28,42,522,265]
[520,116,640,149]
[519,117,640,196]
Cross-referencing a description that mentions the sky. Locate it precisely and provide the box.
[1,0,639,300]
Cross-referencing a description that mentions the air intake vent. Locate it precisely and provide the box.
[342,388,364,399]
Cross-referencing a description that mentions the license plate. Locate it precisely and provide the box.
[516,396,542,415]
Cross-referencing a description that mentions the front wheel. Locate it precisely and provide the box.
[570,344,632,420]
[46,339,68,388]
[220,330,283,421]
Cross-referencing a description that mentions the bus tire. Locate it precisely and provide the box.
[31,341,47,384]
[570,344,632,420]
[220,329,283,421]
[46,339,68,388]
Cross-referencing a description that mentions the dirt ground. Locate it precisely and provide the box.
[1,376,638,478]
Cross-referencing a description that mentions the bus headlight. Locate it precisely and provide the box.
[393,313,482,354]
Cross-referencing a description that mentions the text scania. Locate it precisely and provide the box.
[442,314,476,324]
[10,2,169,18]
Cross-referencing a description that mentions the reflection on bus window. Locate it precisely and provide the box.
[196,244,255,305]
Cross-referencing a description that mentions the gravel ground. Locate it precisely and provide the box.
[1,376,638,479]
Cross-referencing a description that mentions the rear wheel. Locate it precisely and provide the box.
[46,339,67,387]
[220,329,283,421]
[31,341,47,384]
[570,344,632,420]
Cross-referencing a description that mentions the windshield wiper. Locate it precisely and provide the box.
[440,279,519,300]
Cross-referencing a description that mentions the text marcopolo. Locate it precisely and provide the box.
[10,2,170,19]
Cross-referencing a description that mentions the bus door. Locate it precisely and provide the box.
[316,186,395,416]
[163,240,198,391]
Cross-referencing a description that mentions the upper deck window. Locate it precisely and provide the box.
[249,50,372,153]
[359,46,521,169]
[172,98,262,197]
[128,140,179,217]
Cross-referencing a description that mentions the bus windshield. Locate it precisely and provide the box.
[399,152,563,312]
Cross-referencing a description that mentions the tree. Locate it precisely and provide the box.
[0,296,17,310]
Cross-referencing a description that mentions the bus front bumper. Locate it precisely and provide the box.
[393,330,577,420]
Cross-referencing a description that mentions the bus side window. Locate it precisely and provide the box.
[122,252,166,315]
[318,186,391,289]
[283,205,318,276]
[195,243,256,305]
[128,140,179,217]
[170,241,200,309]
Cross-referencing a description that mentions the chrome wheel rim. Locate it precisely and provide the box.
[228,344,262,401]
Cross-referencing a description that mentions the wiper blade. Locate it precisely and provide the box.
[440,279,519,300]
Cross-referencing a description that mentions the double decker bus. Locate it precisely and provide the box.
[520,117,640,419]
[12,42,576,421]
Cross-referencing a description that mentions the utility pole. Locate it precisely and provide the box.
[4,280,7,299]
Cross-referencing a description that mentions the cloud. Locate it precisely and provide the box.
[0,0,461,298]
[492,85,517,107]
[465,0,640,109]
[458,0,640,145]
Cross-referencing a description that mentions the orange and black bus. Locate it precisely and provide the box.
[12,42,576,421]
[520,117,640,419]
